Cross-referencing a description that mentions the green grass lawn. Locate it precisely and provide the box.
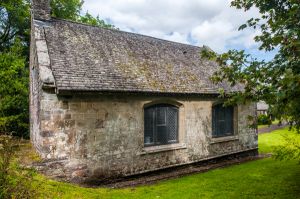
[258,127,295,153]
[258,119,280,129]
[28,127,300,199]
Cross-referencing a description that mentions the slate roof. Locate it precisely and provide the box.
[39,18,239,94]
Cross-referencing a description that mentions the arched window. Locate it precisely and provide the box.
[212,103,234,137]
[144,104,179,146]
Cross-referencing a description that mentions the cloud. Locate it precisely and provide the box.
[138,30,190,44]
[191,20,236,52]
[190,3,260,52]
[83,0,260,53]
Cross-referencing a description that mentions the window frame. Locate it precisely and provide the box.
[144,103,179,147]
[212,103,235,138]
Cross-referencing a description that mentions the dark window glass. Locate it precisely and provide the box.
[212,104,234,137]
[144,104,179,146]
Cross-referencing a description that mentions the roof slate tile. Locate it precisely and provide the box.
[39,18,239,94]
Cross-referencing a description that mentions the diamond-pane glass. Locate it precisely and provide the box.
[144,104,179,146]
[212,104,234,137]
[167,107,178,142]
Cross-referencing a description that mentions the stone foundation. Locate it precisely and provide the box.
[33,148,259,185]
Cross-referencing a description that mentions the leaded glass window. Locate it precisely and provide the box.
[212,104,234,137]
[144,104,179,146]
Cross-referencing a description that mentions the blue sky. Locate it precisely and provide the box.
[82,0,275,61]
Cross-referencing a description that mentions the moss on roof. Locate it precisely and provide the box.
[35,18,239,94]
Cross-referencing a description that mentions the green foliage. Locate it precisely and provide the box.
[0,0,30,52]
[0,40,29,137]
[51,0,83,21]
[51,0,116,29]
[0,0,116,137]
[79,12,117,29]
[0,135,38,199]
[201,0,300,129]
[0,0,30,137]
[259,127,300,163]
[257,114,271,125]
[274,132,300,162]
[201,0,300,160]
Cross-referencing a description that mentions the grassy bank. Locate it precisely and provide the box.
[26,128,299,198]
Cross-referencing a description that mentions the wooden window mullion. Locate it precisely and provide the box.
[144,104,179,146]
[212,104,234,138]
[166,107,169,144]
[154,107,157,145]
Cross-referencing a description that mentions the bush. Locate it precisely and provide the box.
[0,41,29,138]
[0,135,38,199]
[257,114,272,125]
[274,132,300,162]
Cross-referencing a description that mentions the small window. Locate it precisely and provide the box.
[212,103,234,137]
[144,104,178,146]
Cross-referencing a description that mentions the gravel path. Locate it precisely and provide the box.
[258,124,287,134]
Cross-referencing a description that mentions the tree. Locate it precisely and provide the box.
[0,0,30,52]
[50,0,83,21]
[0,40,29,137]
[0,0,116,137]
[201,0,300,160]
[202,0,300,128]
[51,0,116,29]
[79,12,116,29]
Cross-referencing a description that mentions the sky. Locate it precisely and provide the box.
[82,0,275,61]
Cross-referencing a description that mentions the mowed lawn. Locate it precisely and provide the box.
[33,128,300,199]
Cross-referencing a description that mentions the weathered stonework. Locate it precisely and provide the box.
[30,0,258,182]
[31,90,257,180]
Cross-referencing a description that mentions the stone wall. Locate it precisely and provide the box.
[33,90,257,179]
[30,18,56,155]
[30,18,41,153]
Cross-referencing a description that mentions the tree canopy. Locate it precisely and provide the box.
[0,0,116,137]
[202,0,300,130]
[201,0,300,160]
[0,0,30,52]
[0,40,29,137]
[51,0,116,29]
[51,0,83,21]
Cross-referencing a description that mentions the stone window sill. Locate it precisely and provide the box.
[209,135,239,144]
[139,143,187,155]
